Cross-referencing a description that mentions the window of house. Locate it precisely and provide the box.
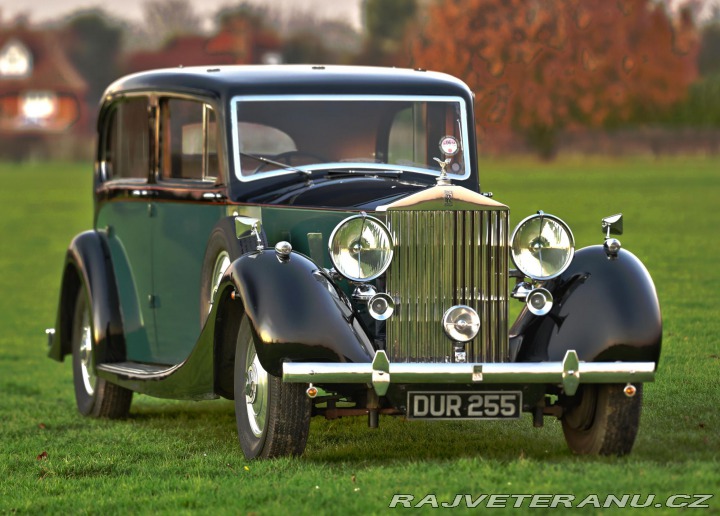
[20,91,57,125]
[0,39,33,78]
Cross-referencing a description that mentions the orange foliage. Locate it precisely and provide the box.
[411,0,699,151]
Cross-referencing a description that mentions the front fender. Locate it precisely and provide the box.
[218,249,374,376]
[50,230,125,363]
[512,245,661,364]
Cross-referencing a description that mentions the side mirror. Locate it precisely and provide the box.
[601,213,623,238]
[235,216,264,250]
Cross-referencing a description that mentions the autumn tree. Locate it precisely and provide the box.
[141,0,203,48]
[282,19,360,65]
[358,0,418,65]
[412,0,698,158]
[64,10,124,115]
[283,32,334,64]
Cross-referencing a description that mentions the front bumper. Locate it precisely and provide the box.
[282,350,656,396]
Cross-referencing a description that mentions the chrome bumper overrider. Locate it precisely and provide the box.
[45,328,55,348]
[282,350,656,396]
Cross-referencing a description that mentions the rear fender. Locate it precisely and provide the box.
[215,249,374,377]
[50,231,125,363]
[512,245,661,364]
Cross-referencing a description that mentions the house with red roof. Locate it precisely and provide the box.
[123,34,236,73]
[0,24,88,158]
[123,13,282,75]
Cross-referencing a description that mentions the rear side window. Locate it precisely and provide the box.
[161,98,219,182]
[104,97,150,181]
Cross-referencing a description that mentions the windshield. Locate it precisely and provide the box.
[230,95,471,181]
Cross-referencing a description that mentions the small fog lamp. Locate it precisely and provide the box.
[526,287,553,316]
[368,293,395,321]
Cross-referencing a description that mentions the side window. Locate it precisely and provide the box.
[104,97,150,180]
[161,98,218,182]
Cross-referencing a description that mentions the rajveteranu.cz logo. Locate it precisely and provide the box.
[388,494,714,509]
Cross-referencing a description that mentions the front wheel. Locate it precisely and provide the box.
[71,288,132,418]
[561,384,642,456]
[234,315,311,459]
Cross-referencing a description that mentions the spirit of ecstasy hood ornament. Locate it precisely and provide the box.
[433,157,452,186]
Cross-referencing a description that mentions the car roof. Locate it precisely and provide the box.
[102,65,474,102]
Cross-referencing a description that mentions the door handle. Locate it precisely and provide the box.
[131,189,159,198]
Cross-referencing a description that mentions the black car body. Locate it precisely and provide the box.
[47,65,661,458]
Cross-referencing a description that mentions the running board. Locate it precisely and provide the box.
[97,361,178,381]
[93,310,218,400]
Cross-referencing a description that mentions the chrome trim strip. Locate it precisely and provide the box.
[377,185,508,211]
[283,350,656,396]
[230,94,472,182]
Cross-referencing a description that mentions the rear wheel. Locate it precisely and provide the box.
[234,315,311,459]
[561,384,642,456]
[71,288,132,418]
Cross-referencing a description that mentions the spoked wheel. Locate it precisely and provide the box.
[234,316,311,459]
[561,384,642,456]
[71,288,132,418]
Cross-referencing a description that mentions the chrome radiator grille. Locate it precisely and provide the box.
[385,209,509,363]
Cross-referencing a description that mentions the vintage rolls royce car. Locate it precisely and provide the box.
[47,66,661,458]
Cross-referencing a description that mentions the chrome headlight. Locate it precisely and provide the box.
[511,212,574,281]
[329,214,393,282]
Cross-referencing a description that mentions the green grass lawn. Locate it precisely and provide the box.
[0,157,718,514]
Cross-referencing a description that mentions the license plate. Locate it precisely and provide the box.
[407,391,522,420]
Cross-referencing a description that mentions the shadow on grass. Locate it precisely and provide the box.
[305,415,576,464]
[107,389,718,467]
[119,399,576,463]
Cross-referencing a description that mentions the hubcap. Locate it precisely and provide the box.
[244,340,268,438]
[79,307,95,395]
[245,364,258,403]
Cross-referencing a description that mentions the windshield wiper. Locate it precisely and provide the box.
[323,167,403,177]
[239,152,312,176]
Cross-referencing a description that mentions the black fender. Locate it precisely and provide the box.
[512,245,661,364]
[216,249,374,377]
[49,230,125,364]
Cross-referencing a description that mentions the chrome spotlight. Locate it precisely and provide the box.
[328,213,393,282]
[368,293,395,321]
[442,305,480,342]
[526,287,553,316]
[511,212,574,281]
